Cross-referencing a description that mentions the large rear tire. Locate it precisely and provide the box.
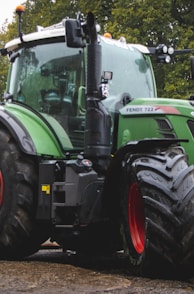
[0,127,50,259]
[178,178,194,277]
[120,146,194,277]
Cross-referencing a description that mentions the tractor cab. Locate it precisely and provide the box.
[4,24,156,151]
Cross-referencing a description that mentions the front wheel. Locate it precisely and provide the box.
[0,127,50,259]
[120,146,194,277]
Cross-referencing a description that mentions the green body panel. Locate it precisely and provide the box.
[118,97,194,164]
[4,103,72,157]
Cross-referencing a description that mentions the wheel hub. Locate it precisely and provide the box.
[128,182,145,254]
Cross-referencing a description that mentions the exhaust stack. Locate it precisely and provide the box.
[84,13,112,171]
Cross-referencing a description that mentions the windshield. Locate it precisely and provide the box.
[8,41,85,149]
[100,37,156,112]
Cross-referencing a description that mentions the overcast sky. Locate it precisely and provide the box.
[0,0,26,27]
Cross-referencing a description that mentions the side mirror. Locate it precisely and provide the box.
[191,56,194,80]
[65,19,84,48]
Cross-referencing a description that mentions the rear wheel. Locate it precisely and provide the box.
[120,146,194,277]
[0,127,50,259]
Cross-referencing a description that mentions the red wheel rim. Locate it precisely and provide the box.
[0,171,4,207]
[128,182,145,254]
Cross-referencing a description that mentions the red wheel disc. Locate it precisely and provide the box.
[128,182,145,254]
[0,171,4,207]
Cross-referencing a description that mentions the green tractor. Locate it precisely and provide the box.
[1,6,194,277]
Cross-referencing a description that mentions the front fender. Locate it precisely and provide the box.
[109,137,187,174]
[102,138,186,219]
[0,103,71,157]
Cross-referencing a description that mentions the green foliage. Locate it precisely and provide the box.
[0,0,194,99]
[0,20,10,97]
[106,0,194,99]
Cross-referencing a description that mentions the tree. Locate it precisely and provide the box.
[106,0,194,99]
[20,0,115,34]
[0,0,194,99]
[0,20,12,97]
[171,0,194,27]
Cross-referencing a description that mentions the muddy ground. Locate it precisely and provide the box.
[0,248,194,293]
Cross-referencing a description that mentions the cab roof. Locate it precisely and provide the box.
[5,20,150,55]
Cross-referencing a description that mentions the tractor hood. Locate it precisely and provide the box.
[118,97,194,165]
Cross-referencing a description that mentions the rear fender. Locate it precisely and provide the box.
[0,107,66,157]
[102,138,187,219]
[0,109,36,154]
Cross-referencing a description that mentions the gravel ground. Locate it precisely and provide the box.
[0,249,194,293]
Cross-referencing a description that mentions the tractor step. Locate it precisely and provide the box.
[51,181,78,227]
